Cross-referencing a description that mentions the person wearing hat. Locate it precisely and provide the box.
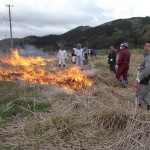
[115,42,131,87]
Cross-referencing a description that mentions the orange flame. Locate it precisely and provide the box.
[0,49,92,92]
[0,49,57,66]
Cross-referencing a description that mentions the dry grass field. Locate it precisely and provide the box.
[0,50,150,150]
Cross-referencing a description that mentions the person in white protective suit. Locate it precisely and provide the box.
[74,43,84,69]
[58,47,67,68]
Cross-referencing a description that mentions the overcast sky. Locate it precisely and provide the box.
[0,0,150,40]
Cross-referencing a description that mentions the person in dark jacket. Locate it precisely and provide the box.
[93,49,97,57]
[89,49,93,58]
[135,41,150,110]
[72,48,76,64]
[116,43,131,87]
[108,45,117,74]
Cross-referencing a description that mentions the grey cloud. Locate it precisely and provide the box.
[0,0,114,39]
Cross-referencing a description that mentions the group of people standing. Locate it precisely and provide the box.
[108,43,131,88]
[58,43,95,69]
[57,41,150,111]
[108,42,150,111]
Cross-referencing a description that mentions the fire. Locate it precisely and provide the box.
[0,49,92,92]
[0,49,57,66]
[54,66,92,92]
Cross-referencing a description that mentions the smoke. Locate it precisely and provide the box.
[85,68,97,76]
[16,44,50,58]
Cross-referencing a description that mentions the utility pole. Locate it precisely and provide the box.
[5,4,14,49]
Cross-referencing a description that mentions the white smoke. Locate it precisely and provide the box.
[16,44,50,58]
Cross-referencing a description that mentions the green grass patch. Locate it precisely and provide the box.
[95,62,109,69]
[34,102,51,111]
[0,81,40,105]
[130,49,143,54]
[48,51,58,55]
[0,81,51,119]
[97,49,144,56]
[97,49,109,56]
[0,100,51,119]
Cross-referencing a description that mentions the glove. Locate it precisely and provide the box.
[136,78,141,83]
[115,65,118,70]
[110,59,113,61]
[135,80,139,92]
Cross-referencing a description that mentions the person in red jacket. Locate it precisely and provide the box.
[116,43,131,87]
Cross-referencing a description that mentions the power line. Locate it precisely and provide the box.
[0,6,7,37]
[0,10,6,21]
[5,17,8,39]
[5,4,14,49]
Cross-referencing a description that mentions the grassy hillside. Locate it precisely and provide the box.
[38,16,150,50]
[1,16,150,52]
[0,50,150,149]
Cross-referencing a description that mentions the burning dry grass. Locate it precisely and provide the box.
[0,49,92,92]
[0,51,150,149]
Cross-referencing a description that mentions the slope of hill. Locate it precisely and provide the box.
[1,16,150,52]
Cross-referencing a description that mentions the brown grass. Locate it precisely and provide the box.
[0,52,150,150]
